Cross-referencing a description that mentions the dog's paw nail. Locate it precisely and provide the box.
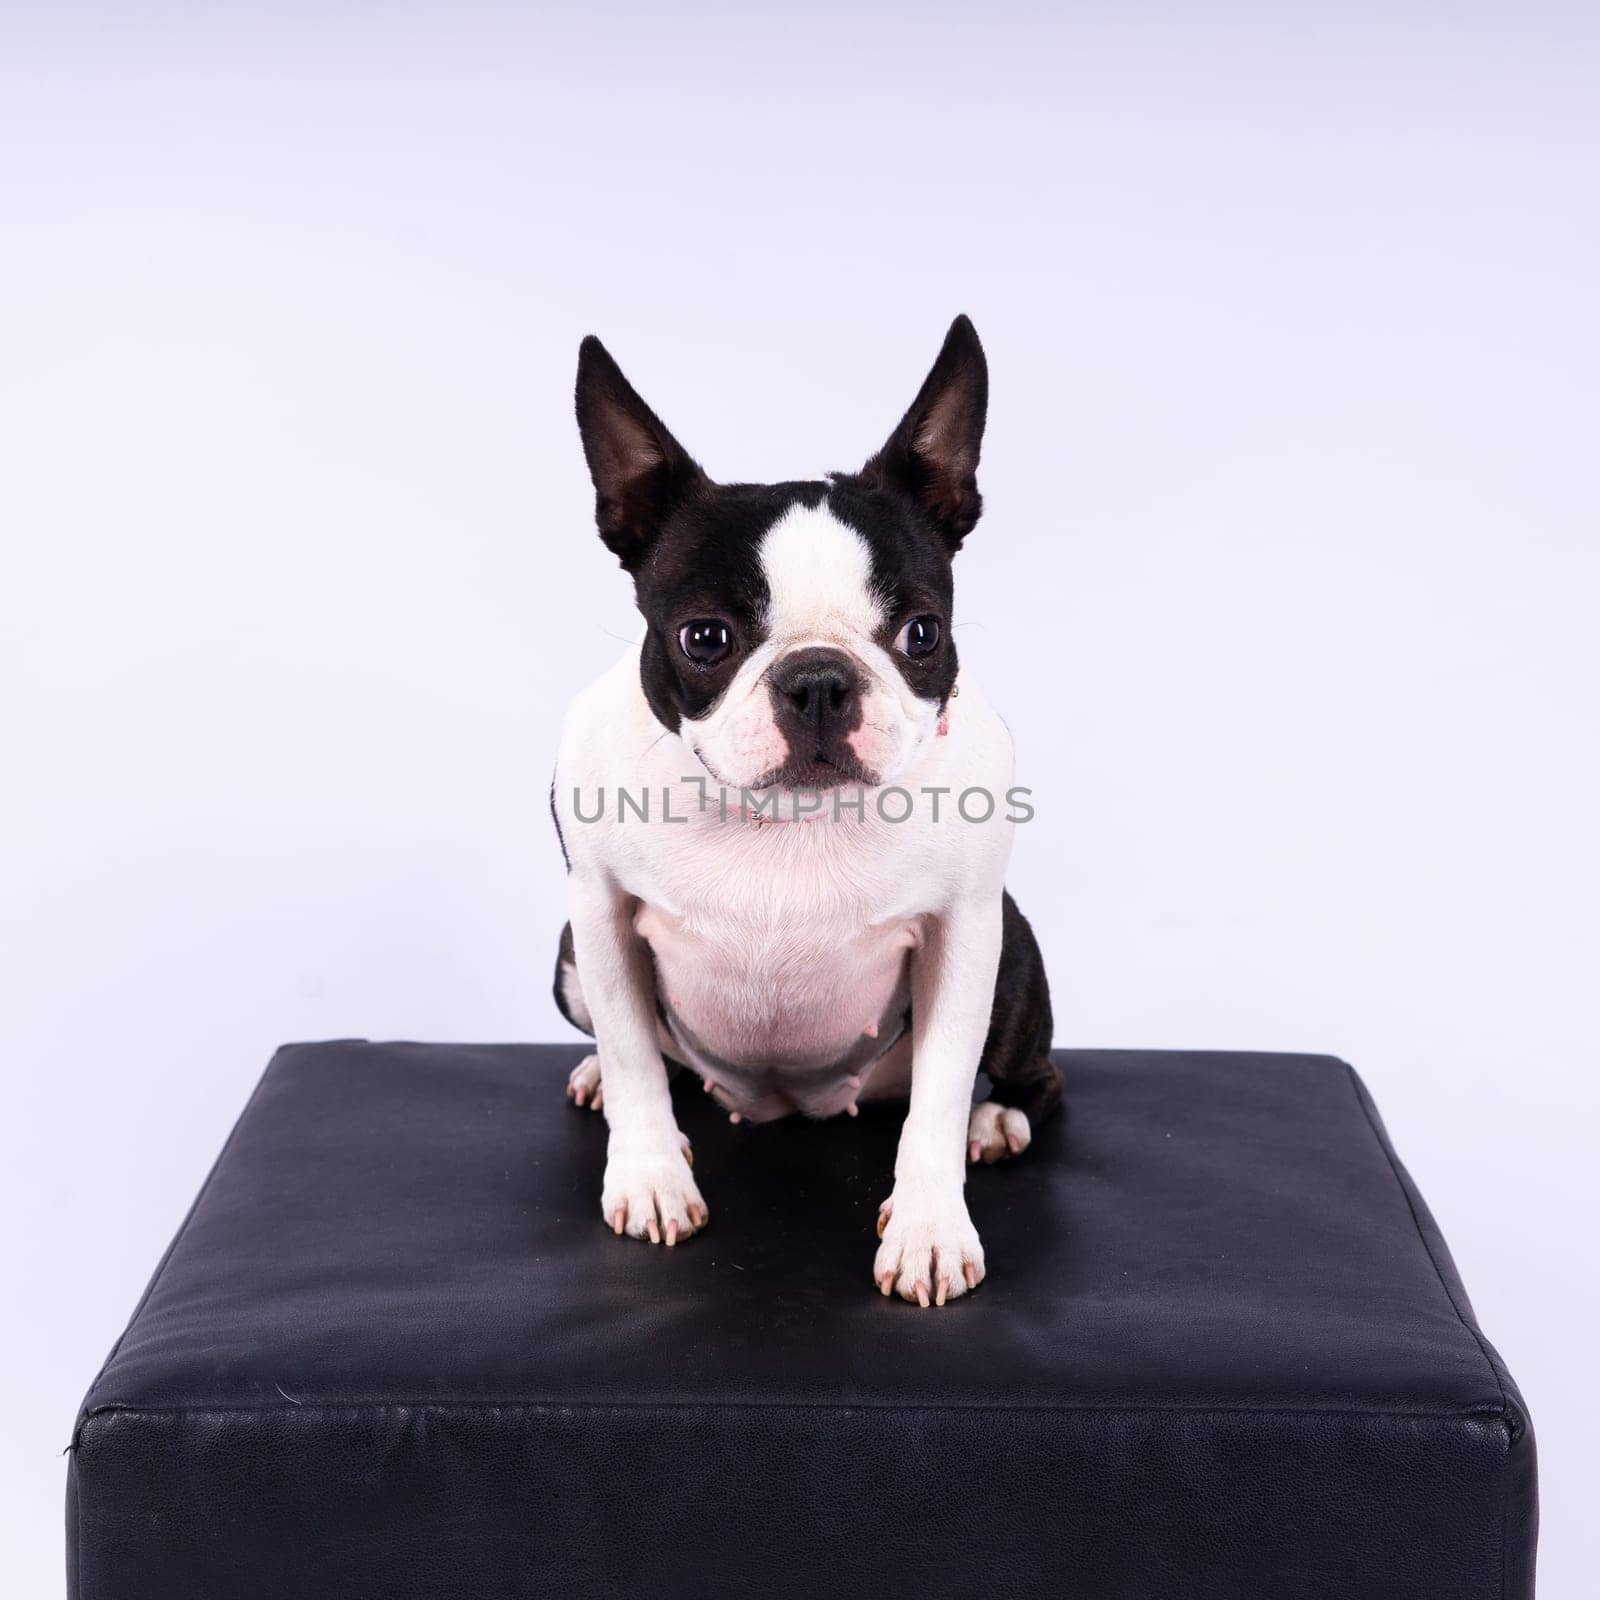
[968,1139,982,1164]
[845,1101,858,1118]
[874,1195,984,1306]
[666,1218,679,1247]
[611,1205,627,1236]
[728,1111,742,1125]
[862,1020,879,1039]
[646,1215,660,1244]
[1006,1133,1022,1153]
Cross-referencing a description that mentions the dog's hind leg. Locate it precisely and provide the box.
[553,922,682,1112]
[553,921,595,1036]
[967,891,1060,1164]
[552,921,607,1108]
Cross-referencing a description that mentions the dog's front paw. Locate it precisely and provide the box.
[873,1186,985,1306]
[602,1132,707,1245]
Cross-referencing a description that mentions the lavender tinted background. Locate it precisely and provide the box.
[3,5,1596,1590]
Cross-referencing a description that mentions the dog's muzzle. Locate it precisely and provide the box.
[766,647,873,786]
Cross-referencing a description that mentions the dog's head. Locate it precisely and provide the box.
[574,317,987,791]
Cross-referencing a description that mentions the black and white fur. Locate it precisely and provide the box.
[551,317,1058,1304]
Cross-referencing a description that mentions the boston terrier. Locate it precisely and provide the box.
[551,317,1058,1305]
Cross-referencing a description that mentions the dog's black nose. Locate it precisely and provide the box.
[770,648,861,748]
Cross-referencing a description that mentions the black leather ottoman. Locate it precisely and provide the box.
[69,1043,1536,1599]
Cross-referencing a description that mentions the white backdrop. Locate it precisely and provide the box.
[4,5,1596,1593]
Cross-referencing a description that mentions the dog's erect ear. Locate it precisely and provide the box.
[575,336,705,571]
[864,315,989,550]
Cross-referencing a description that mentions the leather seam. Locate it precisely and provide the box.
[78,1398,1512,1424]
[1342,1060,1511,1436]
[70,1438,81,1599]
[1499,1459,1508,1600]
[74,1055,284,1442]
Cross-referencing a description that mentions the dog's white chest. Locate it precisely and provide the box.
[631,852,922,1120]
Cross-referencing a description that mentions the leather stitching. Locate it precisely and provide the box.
[1343,1060,1513,1600]
[79,1397,1512,1424]
[76,1057,283,1430]
[1342,1061,1510,1425]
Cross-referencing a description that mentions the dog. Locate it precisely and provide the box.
[550,316,1057,1305]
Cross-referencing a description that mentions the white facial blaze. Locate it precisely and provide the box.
[684,501,941,789]
[758,502,886,644]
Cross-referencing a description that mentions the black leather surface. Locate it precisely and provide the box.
[69,1043,1536,1598]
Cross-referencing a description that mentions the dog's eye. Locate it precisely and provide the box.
[893,615,941,658]
[678,619,734,665]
